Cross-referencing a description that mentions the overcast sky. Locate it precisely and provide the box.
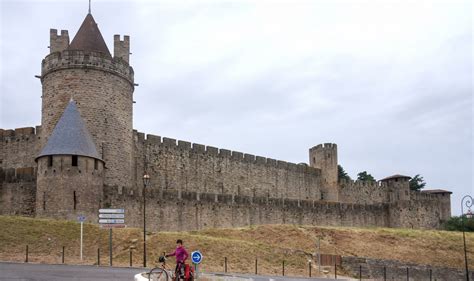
[0,0,472,215]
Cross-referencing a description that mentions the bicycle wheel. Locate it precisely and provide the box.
[147,267,169,281]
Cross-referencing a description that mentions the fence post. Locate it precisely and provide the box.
[359,265,362,281]
[25,245,28,263]
[406,267,409,281]
[97,248,100,266]
[429,268,432,281]
[282,260,285,276]
[129,249,133,267]
[309,261,312,277]
[225,257,227,273]
[61,246,64,264]
[383,266,386,281]
[255,258,258,275]
[334,261,337,279]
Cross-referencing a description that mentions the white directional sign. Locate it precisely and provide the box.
[99,209,125,214]
[99,213,125,219]
[99,219,125,224]
[98,208,126,229]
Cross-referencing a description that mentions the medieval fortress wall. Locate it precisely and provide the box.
[0,12,452,231]
[0,125,451,230]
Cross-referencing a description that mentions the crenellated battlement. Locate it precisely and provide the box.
[41,50,134,85]
[49,29,69,53]
[0,126,41,141]
[114,34,130,64]
[139,132,320,175]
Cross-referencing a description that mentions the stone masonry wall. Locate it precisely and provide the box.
[104,189,389,232]
[0,127,40,216]
[130,132,323,202]
[36,155,104,220]
[40,50,134,190]
[342,256,472,281]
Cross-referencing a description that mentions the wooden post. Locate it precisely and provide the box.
[282,260,285,276]
[309,261,312,277]
[359,265,362,281]
[97,248,100,266]
[384,266,387,281]
[25,245,28,263]
[130,248,133,267]
[62,246,65,264]
[224,257,227,273]
[255,258,258,275]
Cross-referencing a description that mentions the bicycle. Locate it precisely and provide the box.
[147,256,194,281]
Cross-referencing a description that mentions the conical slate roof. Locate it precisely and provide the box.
[68,13,111,56]
[37,100,102,161]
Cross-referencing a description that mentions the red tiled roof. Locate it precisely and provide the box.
[380,174,411,181]
[68,13,111,56]
[421,189,453,194]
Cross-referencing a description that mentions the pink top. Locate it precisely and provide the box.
[167,246,189,263]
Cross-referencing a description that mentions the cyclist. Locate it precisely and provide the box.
[165,239,189,280]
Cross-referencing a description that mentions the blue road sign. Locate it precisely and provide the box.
[77,215,86,222]
[191,251,203,264]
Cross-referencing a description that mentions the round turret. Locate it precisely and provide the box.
[36,100,104,219]
[40,13,134,189]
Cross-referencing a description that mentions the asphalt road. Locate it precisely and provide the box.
[0,262,145,281]
[205,272,350,281]
[0,262,350,281]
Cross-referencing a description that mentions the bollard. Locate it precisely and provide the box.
[383,266,386,281]
[406,267,409,281]
[309,261,312,277]
[429,268,432,281]
[224,257,227,273]
[97,248,100,266]
[62,246,65,264]
[130,249,133,267]
[359,265,362,281]
[334,262,337,279]
[25,245,28,263]
[255,258,258,275]
[282,260,285,276]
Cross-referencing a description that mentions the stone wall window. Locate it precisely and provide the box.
[43,192,46,210]
[48,156,53,167]
[73,191,77,210]
[72,155,78,167]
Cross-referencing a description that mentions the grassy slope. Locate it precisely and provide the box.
[0,216,472,277]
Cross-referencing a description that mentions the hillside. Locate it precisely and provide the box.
[0,215,472,277]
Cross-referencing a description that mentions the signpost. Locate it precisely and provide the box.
[98,209,126,266]
[77,215,86,261]
[191,250,203,279]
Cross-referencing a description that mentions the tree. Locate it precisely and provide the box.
[443,215,474,232]
[338,165,351,182]
[356,171,376,182]
[409,174,426,191]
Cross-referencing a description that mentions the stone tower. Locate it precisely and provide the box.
[36,100,104,219]
[309,143,338,200]
[40,12,134,190]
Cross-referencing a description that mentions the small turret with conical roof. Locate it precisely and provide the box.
[36,100,104,219]
[40,9,135,200]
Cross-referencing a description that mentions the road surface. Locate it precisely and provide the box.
[0,262,144,281]
[0,262,351,281]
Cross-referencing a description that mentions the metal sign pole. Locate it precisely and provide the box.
[317,237,321,273]
[109,228,113,266]
[80,221,83,261]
